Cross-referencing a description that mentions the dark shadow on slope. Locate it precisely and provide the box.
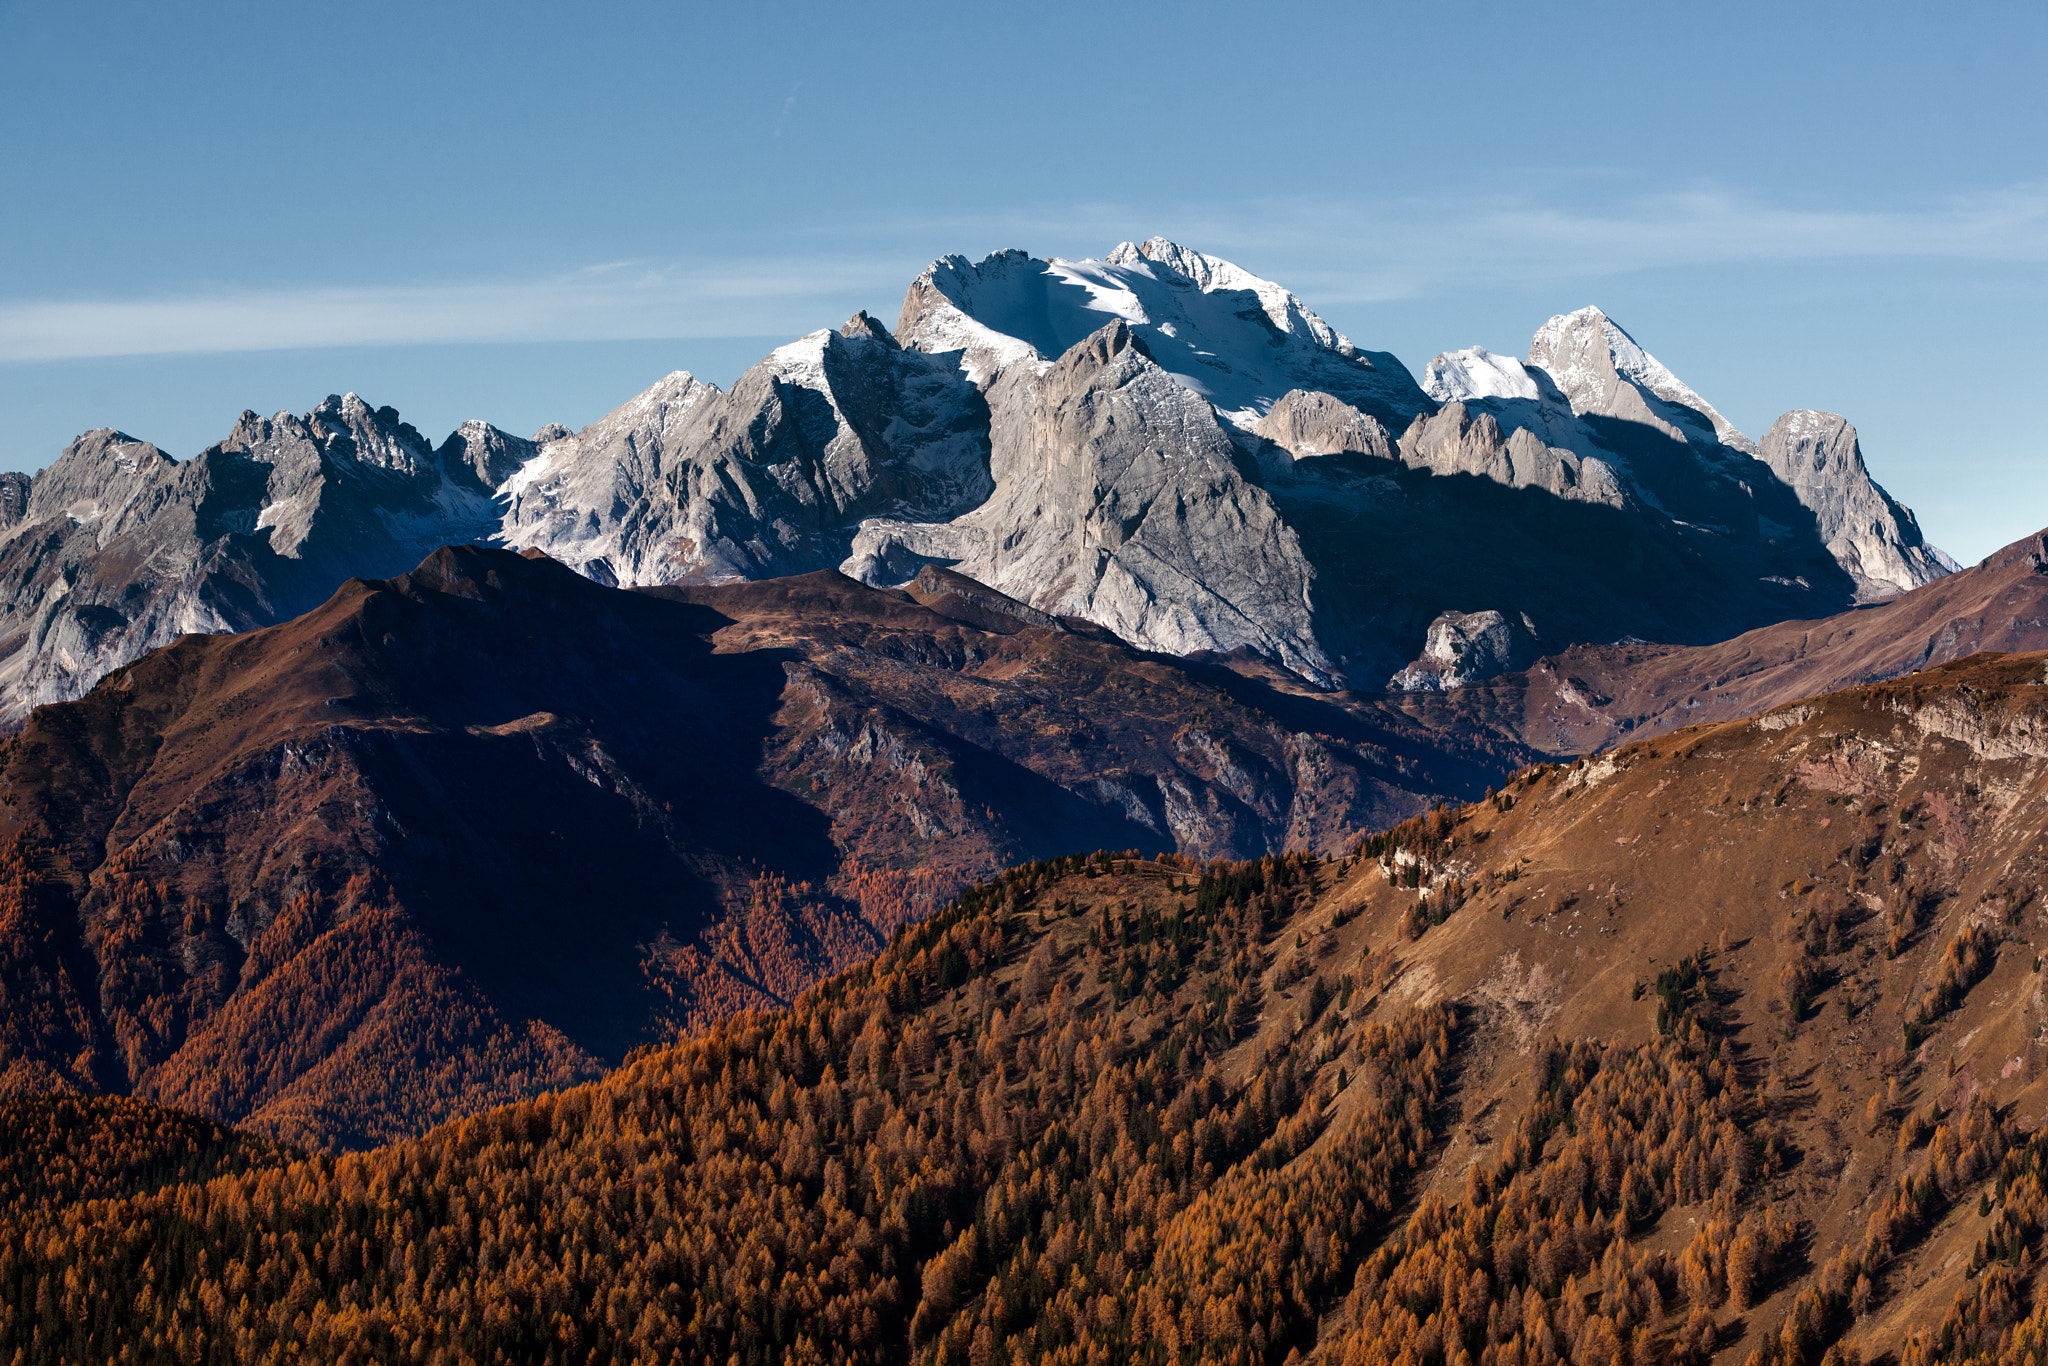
[1272,451,1858,685]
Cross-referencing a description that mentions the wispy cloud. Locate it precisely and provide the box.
[1268,181,2048,302]
[871,181,2048,303]
[772,81,803,141]
[5,182,2043,360]
[0,258,912,362]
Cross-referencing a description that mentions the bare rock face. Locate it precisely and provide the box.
[1395,402,1631,508]
[494,371,716,585]
[0,473,32,531]
[0,396,511,717]
[1387,609,1538,691]
[1527,305,1756,452]
[849,321,1334,684]
[1757,410,1953,598]
[499,317,991,586]
[439,421,542,491]
[1254,389,1396,462]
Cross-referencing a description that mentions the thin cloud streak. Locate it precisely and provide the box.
[1276,182,2048,303]
[0,259,913,362]
[5,182,2044,360]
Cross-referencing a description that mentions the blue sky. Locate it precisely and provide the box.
[3,0,2043,562]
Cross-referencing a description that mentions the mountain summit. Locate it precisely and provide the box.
[1423,305,1951,602]
[894,237,1433,427]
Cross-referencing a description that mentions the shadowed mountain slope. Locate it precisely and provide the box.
[1413,524,2048,755]
[0,546,1528,1148]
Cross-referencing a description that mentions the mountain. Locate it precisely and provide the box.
[0,545,1530,1148]
[0,241,1953,721]
[0,396,529,718]
[890,238,1433,426]
[1,521,2039,1150]
[5,651,2047,1363]
[854,249,1942,689]
[1421,305,1952,605]
[1758,408,1956,597]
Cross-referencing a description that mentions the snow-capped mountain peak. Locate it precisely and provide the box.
[1529,306,1754,453]
[896,240,1431,429]
[1421,346,1542,404]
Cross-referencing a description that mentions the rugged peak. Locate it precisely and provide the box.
[1421,346,1542,404]
[1056,318,1149,373]
[895,240,1429,428]
[51,428,160,465]
[530,423,572,445]
[437,421,538,493]
[838,310,898,347]
[1757,409,1953,598]
[33,428,172,486]
[305,393,433,475]
[1528,306,1753,452]
[16,430,177,549]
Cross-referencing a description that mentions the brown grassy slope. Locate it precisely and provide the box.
[1394,525,2048,757]
[5,655,2048,1363]
[1309,649,2048,1361]
[0,546,1526,1149]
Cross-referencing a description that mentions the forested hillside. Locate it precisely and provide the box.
[7,652,2048,1362]
[0,546,1524,1149]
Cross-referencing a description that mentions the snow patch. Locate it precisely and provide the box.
[901,238,1425,429]
[1422,347,1539,403]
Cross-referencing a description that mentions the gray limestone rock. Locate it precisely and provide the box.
[1254,389,1396,462]
[1387,609,1539,691]
[1757,410,1952,598]
[440,421,541,492]
[0,472,32,530]
[848,320,1334,685]
[1528,306,1756,454]
[0,396,512,717]
[499,318,991,586]
[1395,402,1632,509]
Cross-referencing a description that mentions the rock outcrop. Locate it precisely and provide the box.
[1253,389,1396,462]
[1757,409,1955,598]
[1387,608,1539,691]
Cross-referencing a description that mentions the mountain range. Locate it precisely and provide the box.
[4,236,2048,1361]
[0,238,1954,722]
[0,519,2040,1150]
